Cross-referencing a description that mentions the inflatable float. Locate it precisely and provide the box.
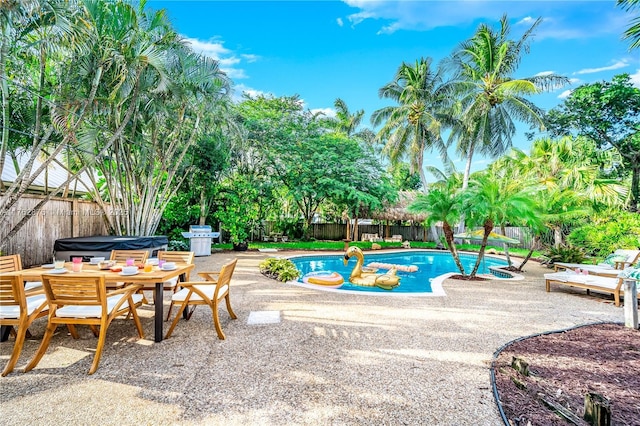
[302,271,344,288]
[366,262,419,273]
[343,246,400,290]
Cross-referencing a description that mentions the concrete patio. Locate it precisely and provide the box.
[0,250,626,425]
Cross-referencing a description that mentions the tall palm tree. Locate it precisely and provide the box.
[371,57,451,188]
[448,15,569,190]
[333,98,365,137]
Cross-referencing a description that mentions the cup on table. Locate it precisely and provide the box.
[126,258,135,266]
[72,262,83,272]
[158,260,165,269]
[144,263,153,273]
[54,259,65,269]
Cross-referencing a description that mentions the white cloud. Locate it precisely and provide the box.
[183,36,254,80]
[340,0,626,40]
[569,78,581,85]
[558,89,572,99]
[574,60,628,75]
[336,17,344,27]
[535,71,554,77]
[311,107,337,118]
[630,69,640,88]
[231,84,270,103]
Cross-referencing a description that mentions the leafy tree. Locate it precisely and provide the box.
[546,74,640,211]
[567,210,640,257]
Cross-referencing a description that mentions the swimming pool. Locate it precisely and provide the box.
[288,250,509,295]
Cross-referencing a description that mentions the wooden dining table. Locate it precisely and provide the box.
[13,262,195,342]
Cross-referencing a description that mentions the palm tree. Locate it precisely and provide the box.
[448,15,569,190]
[618,0,640,49]
[463,170,540,278]
[408,182,466,275]
[371,57,451,188]
[333,98,365,137]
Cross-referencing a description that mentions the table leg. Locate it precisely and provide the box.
[154,282,163,342]
[0,325,11,342]
[180,272,189,320]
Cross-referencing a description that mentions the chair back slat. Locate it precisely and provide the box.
[218,259,238,287]
[42,274,105,306]
[158,251,195,264]
[109,250,149,264]
[0,255,22,273]
[0,275,24,306]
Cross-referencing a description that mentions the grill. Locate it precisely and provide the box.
[181,225,220,256]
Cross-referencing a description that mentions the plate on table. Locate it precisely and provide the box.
[161,266,177,271]
[42,264,55,269]
[119,271,139,276]
[49,268,68,274]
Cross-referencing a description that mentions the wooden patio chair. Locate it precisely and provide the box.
[0,274,48,376]
[0,254,42,293]
[164,259,238,340]
[135,251,195,309]
[24,274,144,375]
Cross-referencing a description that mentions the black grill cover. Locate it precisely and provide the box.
[54,236,169,252]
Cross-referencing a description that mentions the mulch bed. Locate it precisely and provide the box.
[492,323,640,425]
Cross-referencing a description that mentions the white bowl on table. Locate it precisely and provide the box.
[121,266,139,275]
[161,262,176,271]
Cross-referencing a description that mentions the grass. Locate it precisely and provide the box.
[211,240,542,259]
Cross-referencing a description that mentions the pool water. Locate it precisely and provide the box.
[289,250,508,294]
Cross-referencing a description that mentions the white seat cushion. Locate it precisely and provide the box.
[172,284,228,302]
[24,281,43,291]
[56,294,143,318]
[0,294,47,319]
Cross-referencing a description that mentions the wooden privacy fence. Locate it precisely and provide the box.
[2,195,108,267]
[261,222,534,250]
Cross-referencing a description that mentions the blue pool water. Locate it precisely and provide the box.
[289,250,508,294]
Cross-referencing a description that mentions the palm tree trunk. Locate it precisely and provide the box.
[443,222,466,275]
[456,141,476,239]
[517,235,539,271]
[470,220,493,278]
[500,224,512,266]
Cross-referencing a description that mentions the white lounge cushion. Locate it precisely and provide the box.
[0,294,47,319]
[56,294,143,318]
[172,284,228,302]
[544,272,619,290]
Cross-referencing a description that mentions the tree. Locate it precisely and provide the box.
[618,0,640,49]
[463,171,540,278]
[546,74,640,211]
[371,57,451,188]
[408,178,466,275]
[448,14,568,190]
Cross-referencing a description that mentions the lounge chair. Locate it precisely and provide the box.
[544,270,639,307]
[554,249,640,273]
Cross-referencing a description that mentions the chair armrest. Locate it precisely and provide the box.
[107,283,143,296]
[198,271,221,281]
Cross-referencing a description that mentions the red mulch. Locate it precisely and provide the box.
[493,323,640,425]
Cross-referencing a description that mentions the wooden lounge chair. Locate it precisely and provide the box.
[544,271,639,307]
[24,274,144,375]
[554,249,640,273]
[165,259,238,340]
[0,274,48,376]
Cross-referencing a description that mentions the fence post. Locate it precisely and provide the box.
[624,279,638,329]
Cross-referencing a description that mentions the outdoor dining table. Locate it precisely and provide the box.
[8,262,195,343]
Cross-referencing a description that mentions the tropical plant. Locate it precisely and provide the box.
[543,245,588,265]
[447,14,568,190]
[259,257,300,282]
[618,0,640,49]
[408,177,466,275]
[567,211,640,257]
[371,57,451,188]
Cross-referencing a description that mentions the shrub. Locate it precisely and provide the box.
[259,257,300,282]
[567,211,640,257]
[543,245,588,265]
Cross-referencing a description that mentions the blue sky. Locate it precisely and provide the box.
[148,0,639,174]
